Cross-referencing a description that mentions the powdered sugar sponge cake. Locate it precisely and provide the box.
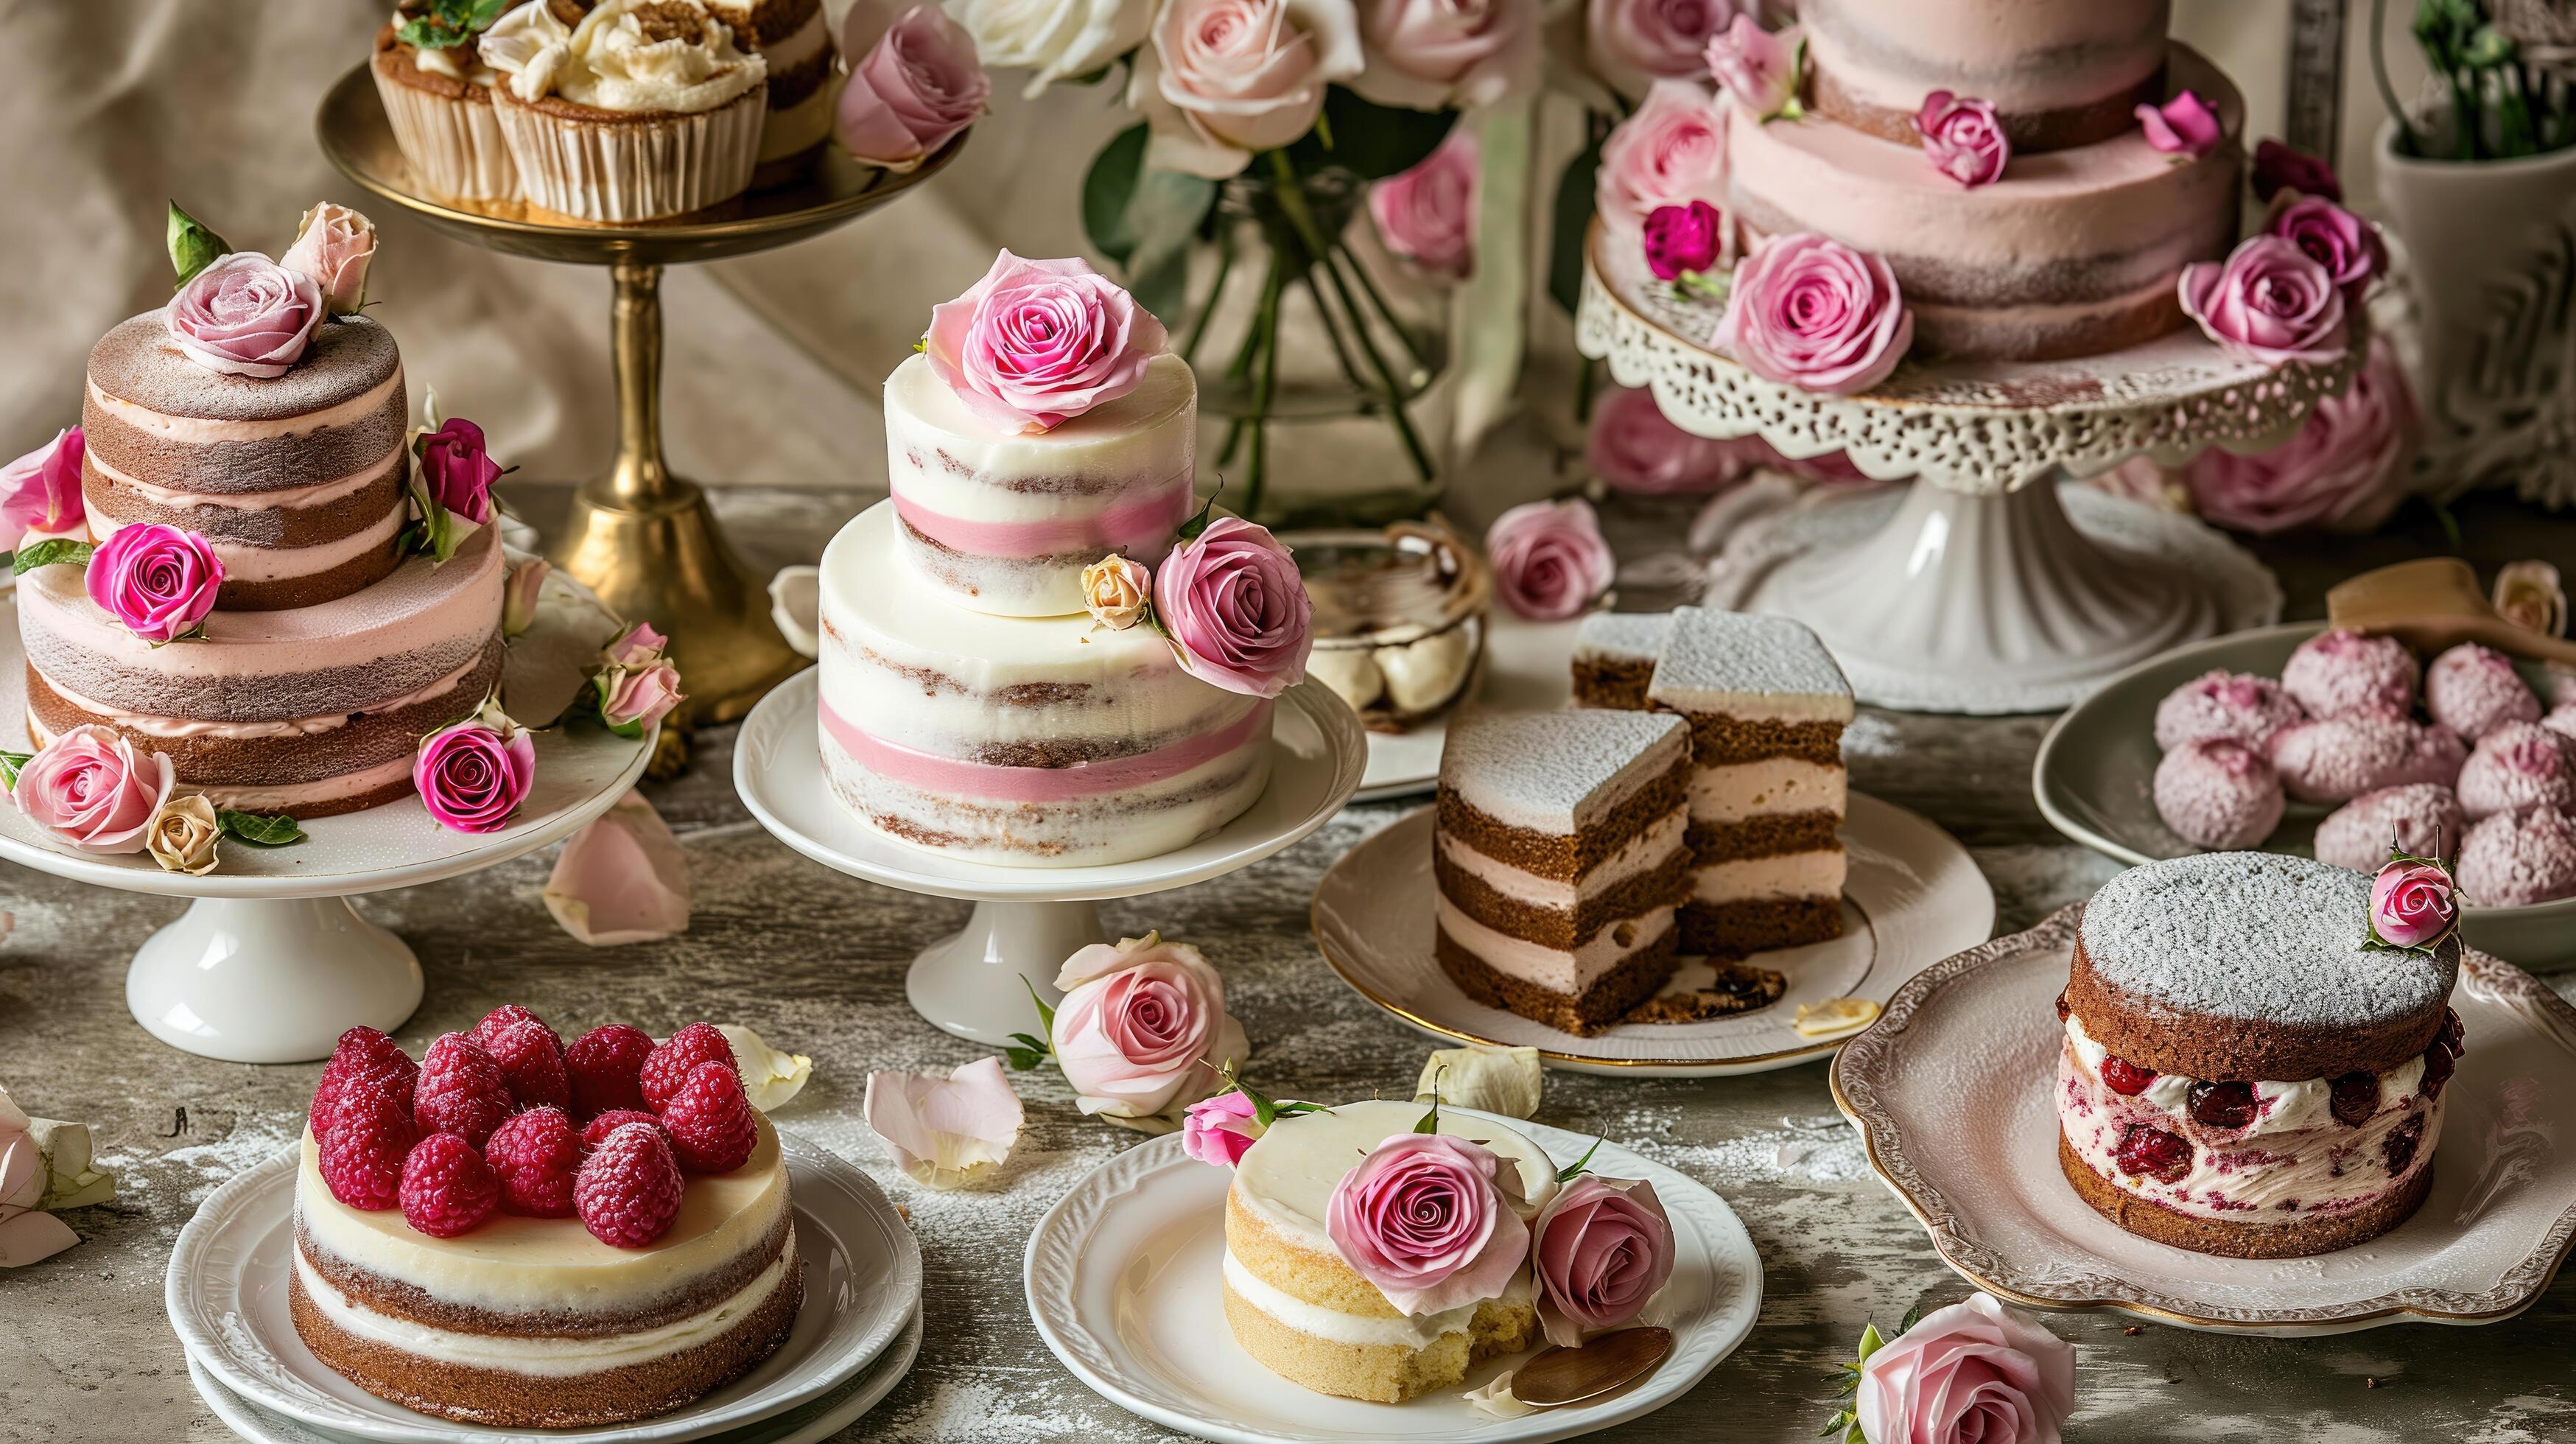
[2057,852,2463,1258]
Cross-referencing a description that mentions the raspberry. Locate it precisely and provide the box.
[660,1062,757,1174]
[2382,1115,2426,1177]
[639,1023,737,1111]
[472,1003,559,1053]
[575,1122,684,1248]
[2420,1041,2457,1100]
[401,1132,499,1237]
[485,1019,572,1112]
[485,1107,583,1218]
[2097,1056,2157,1096]
[2113,1123,2192,1183]
[582,1109,666,1152]
[414,1033,514,1149]
[2186,1080,2257,1130]
[310,1028,416,1136]
[2329,1071,2380,1127]
[318,1087,418,1211]
[566,1024,656,1120]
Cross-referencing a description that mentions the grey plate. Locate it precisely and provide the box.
[2032,620,2576,967]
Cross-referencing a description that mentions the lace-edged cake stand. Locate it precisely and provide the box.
[1576,228,2368,712]
[0,595,651,1065]
[734,669,1367,1045]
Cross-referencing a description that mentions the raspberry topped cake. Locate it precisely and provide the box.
[2057,852,2463,1258]
[293,1011,799,1427]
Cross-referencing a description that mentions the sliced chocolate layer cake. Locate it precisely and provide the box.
[1433,709,1691,1034]
[1571,611,1671,710]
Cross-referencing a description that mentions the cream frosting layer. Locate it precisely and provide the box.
[294,1238,795,1376]
[84,370,404,446]
[1230,1098,1559,1263]
[90,446,401,511]
[1437,808,1685,910]
[1435,893,1675,998]
[195,754,418,810]
[292,1112,790,1316]
[1690,849,1845,904]
[92,506,403,586]
[1222,1250,1479,1348]
[1802,0,2169,116]
[1689,757,1846,825]
[482,0,767,112]
[32,649,471,737]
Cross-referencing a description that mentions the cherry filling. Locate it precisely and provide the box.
[2420,1042,2456,1100]
[2438,1007,2465,1056]
[2328,1072,2379,1127]
[2114,1123,2192,1183]
[2382,1115,2426,1177]
[2098,1055,2157,1096]
[2186,1080,2258,1130]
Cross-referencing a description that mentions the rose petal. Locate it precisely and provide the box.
[862,1058,1025,1188]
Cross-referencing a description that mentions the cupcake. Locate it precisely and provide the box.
[480,0,768,225]
[703,0,842,186]
[371,1,531,202]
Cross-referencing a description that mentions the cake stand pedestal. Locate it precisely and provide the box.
[316,65,966,726]
[735,670,1368,1044]
[0,598,653,1065]
[1576,225,2366,713]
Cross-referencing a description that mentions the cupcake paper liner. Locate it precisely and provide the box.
[372,56,519,203]
[492,84,765,225]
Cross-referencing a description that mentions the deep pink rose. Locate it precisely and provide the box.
[602,663,684,731]
[1050,934,1248,1122]
[1703,15,1800,119]
[1151,516,1313,698]
[1915,90,2008,187]
[1326,1133,1530,1315]
[2180,336,2415,535]
[2178,234,2347,368]
[2267,194,2385,298]
[2372,858,2457,947]
[1642,200,1724,280]
[1858,1294,2077,1444]
[2253,139,2341,203]
[924,251,1171,434]
[1181,1089,1262,1167]
[1713,231,1913,395]
[0,427,85,553]
[1594,80,1728,234]
[1368,130,1478,281]
[1530,1175,1675,1346]
[1584,385,1743,494]
[1349,0,1540,113]
[11,724,173,855]
[415,417,502,526]
[86,524,223,643]
[837,4,989,173]
[2135,90,2221,156]
[1486,497,1615,619]
[166,253,323,379]
[415,721,537,833]
[278,203,377,316]
[1587,0,1746,96]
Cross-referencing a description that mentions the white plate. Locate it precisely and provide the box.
[1831,908,2576,1335]
[185,1308,923,1444]
[1313,794,1994,1075]
[166,1129,924,1443]
[1355,613,1582,804]
[1023,1115,1762,1444]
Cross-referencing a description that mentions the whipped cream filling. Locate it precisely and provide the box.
[88,444,401,513]
[1659,692,1853,725]
[1690,849,1845,904]
[1223,1248,1484,1350]
[1433,893,1673,997]
[2063,1015,2426,1135]
[85,370,404,446]
[482,0,766,113]
[1688,757,1845,825]
[1437,809,1684,911]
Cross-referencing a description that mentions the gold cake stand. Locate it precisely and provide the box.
[316,64,964,725]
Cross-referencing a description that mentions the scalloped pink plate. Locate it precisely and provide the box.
[1831,906,2576,1335]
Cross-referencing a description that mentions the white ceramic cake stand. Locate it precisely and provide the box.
[0,599,651,1065]
[735,668,1367,1045]
[1576,226,2369,713]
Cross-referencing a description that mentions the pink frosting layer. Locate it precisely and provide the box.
[820,695,1269,803]
[891,476,1193,561]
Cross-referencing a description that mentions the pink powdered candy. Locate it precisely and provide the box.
[2281,628,2418,718]
[2268,715,2459,805]
[2152,668,2306,751]
[2313,784,2466,872]
[2456,722,2575,819]
[2424,642,2541,742]
[2152,737,2284,848]
[2457,806,2576,906]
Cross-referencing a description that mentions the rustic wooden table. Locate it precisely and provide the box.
[3,483,2569,1444]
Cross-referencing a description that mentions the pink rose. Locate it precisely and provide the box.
[1350,0,1540,112]
[166,253,323,379]
[415,721,537,833]
[415,416,502,526]
[1584,385,1743,494]
[1594,80,1729,235]
[2180,335,2415,535]
[1486,498,1614,620]
[278,203,377,317]
[86,524,223,644]
[2253,139,2341,203]
[2372,858,2457,948]
[2177,234,2347,368]
[1586,0,1747,97]
[11,725,174,855]
[1181,1089,1263,1166]
[1642,200,1724,281]
[1050,933,1249,1122]
[606,623,668,667]
[1915,91,2008,187]
[1713,231,1914,396]
[2135,89,2222,157]
[1324,1132,1529,1316]
[1704,16,1800,120]
[502,558,548,637]
[2267,194,2385,298]
[1129,0,1364,179]
[602,662,684,732]
[1368,130,1478,281]
[1530,1175,1675,1346]
[923,251,1171,435]
[1858,1294,2077,1444]
[837,5,989,173]
[1151,516,1313,698]
[0,428,85,554]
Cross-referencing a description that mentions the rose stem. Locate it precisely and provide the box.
[1334,231,1434,378]
[1263,149,1435,484]
[1216,250,1282,469]
[1245,256,1285,519]
[1299,270,1370,396]
[1181,227,1235,366]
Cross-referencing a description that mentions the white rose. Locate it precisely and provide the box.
[1129,0,1364,179]
[146,795,222,877]
[944,0,1153,97]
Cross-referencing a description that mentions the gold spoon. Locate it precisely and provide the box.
[1509,1325,1674,1409]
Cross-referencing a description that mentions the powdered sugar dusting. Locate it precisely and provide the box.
[2080,853,2454,1028]
[1440,709,1687,833]
[91,311,399,422]
[1573,611,1671,664]
[1648,608,1853,718]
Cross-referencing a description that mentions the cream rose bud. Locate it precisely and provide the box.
[946,0,1154,97]
[1129,0,1364,180]
[1081,553,1151,630]
[502,558,549,637]
[278,202,377,316]
[147,795,222,877]
[1349,0,1540,113]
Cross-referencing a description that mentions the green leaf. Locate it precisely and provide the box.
[1082,122,1216,327]
[1176,482,1222,543]
[1285,88,1455,180]
[1082,123,1152,266]
[1858,1320,1887,1362]
[167,202,230,288]
[1547,135,1604,316]
[397,0,513,48]
[0,749,31,792]
[218,810,306,847]
[12,539,92,577]
[1022,975,1058,1038]
[1555,1137,1604,1182]
[1003,1045,1049,1070]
